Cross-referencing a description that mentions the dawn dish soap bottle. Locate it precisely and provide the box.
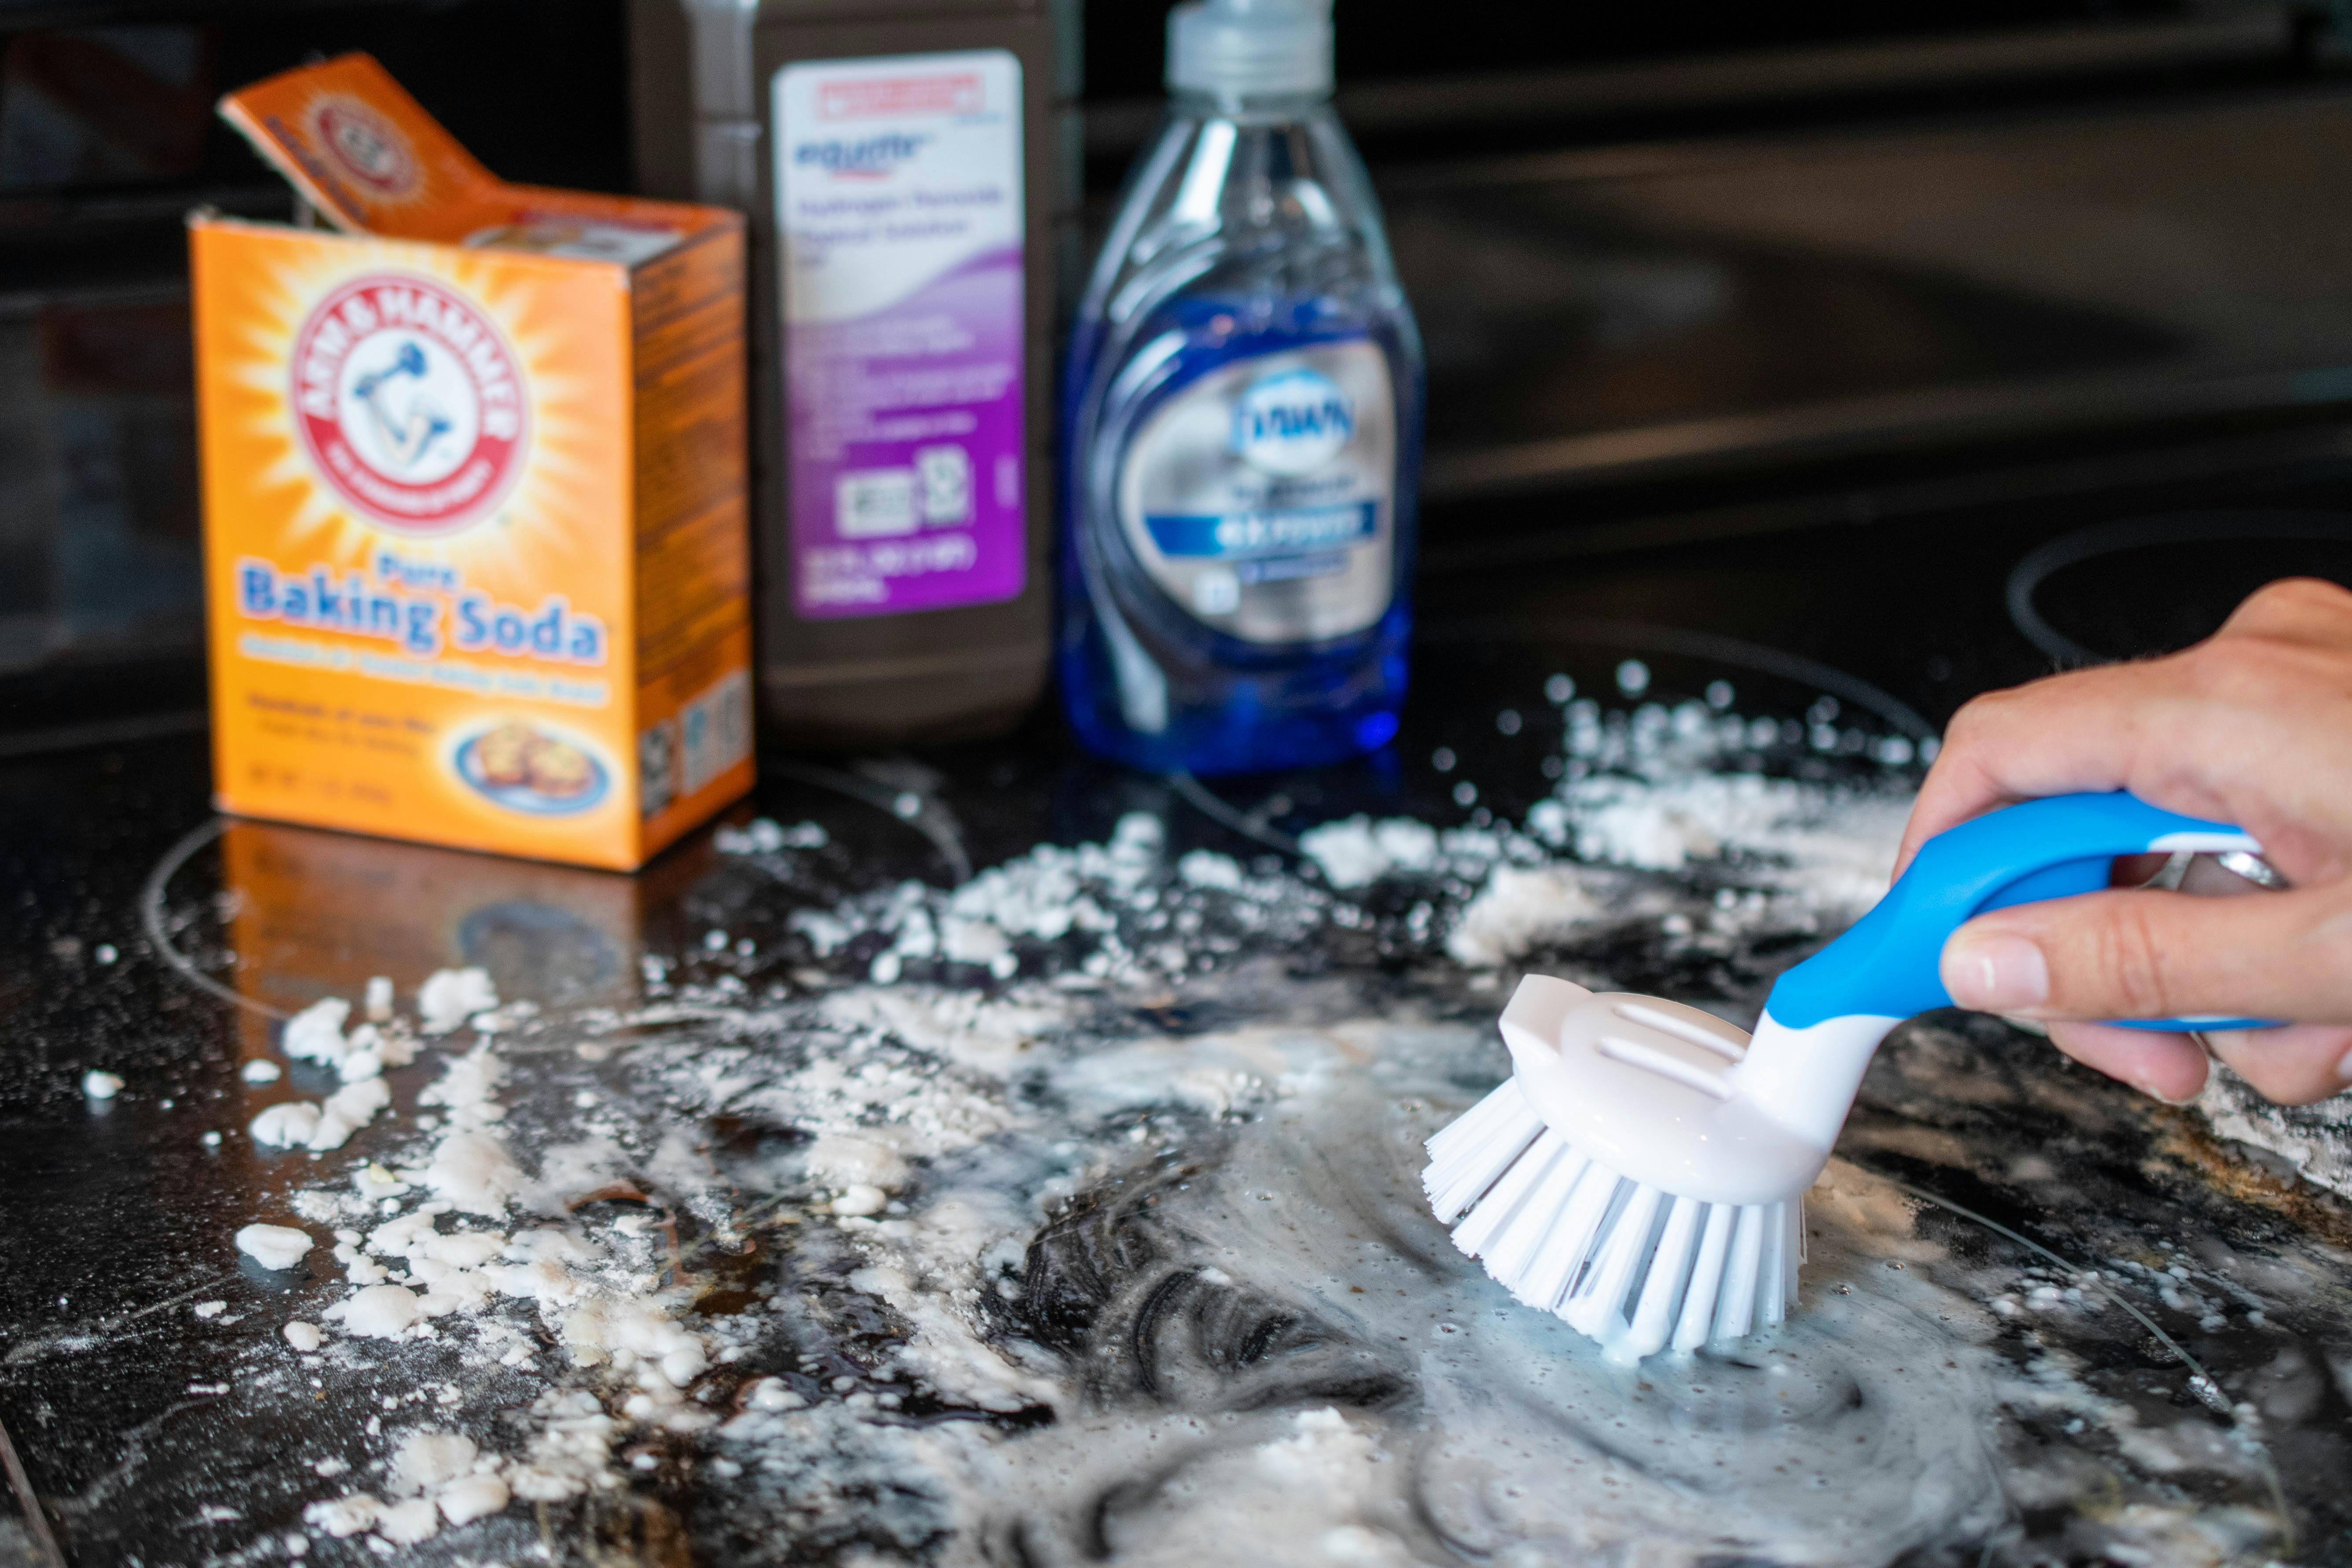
[1059,0,1423,776]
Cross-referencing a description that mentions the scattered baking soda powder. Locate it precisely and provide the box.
[95,680,2342,1564]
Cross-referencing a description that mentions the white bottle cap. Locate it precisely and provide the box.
[1166,0,1333,99]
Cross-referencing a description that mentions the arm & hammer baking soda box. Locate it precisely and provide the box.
[193,54,751,870]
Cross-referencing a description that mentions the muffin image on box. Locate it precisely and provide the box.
[455,719,609,815]
[473,722,539,789]
[524,733,595,797]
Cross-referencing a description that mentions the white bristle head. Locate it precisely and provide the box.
[1423,1090,1802,1361]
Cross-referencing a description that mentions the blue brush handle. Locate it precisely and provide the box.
[1766,791,2277,1033]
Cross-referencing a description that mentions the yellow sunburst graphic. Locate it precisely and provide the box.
[212,231,622,610]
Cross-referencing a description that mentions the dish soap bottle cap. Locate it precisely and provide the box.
[1166,0,1333,99]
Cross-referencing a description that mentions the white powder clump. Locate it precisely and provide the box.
[941,916,1013,969]
[302,1495,379,1538]
[436,1473,509,1526]
[81,1070,122,1099]
[250,1102,322,1149]
[418,967,499,1035]
[1541,771,1905,917]
[744,1378,805,1411]
[802,1133,912,1193]
[236,1223,314,1271]
[363,975,394,1022]
[306,1077,391,1152]
[414,1045,521,1213]
[419,1044,506,1124]
[508,1390,616,1502]
[1179,850,1246,890]
[832,1185,889,1217]
[337,1284,424,1338]
[373,1497,439,1544]
[938,815,1160,941]
[392,1432,478,1493]
[355,1162,410,1202]
[716,817,827,854]
[336,1028,384,1081]
[1301,817,1440,890]
[282,997,352,1066]
[426,1131,523,1216]
[283,1321,324,1352]
[1446,865,1608,967]
[241,1059,281,1084]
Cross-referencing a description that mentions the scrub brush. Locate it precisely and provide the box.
[1425,790,2273,1361]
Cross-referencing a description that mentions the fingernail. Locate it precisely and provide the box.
[1943,930,2049,1011]
[2335,1047,2352,1085]
[2136,1080,2201,1106]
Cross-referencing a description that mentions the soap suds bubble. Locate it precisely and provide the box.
[81,1069,122,1099]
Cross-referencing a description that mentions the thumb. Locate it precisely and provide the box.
[1938,885,2352,1024]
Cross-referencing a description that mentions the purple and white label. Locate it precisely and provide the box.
[774,50,1026,618]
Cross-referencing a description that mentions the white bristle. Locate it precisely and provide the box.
[1714,1204,1767,1340]
[1421,1079,1543,1223]
[1425,1092,1802,1360]
[1477,1134,1583,1287]
[1449,1125,1566,1258]
[1516,1158,1619,1311]
[1624,1195,1704,1355]
[1672,1203,1737,1352]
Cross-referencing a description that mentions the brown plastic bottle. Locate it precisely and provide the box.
[630,0,1078,747]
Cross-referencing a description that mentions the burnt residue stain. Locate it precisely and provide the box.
[2143,1105,2352,1252]
[1005,1161,1407,1416]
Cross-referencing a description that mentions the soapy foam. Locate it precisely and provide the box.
[151,685,2318,1562]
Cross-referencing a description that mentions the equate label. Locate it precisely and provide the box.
[196,55,751,869]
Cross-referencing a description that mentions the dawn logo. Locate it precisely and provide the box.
[291,274,526,535]
[1231,368,1355,476]
[793,132,929,180]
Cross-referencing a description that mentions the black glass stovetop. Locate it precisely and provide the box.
[6,492,2352,1567]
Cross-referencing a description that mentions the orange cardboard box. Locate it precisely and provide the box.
[194,54,751,870]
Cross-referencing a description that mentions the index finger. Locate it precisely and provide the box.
[1890,659,2216,876]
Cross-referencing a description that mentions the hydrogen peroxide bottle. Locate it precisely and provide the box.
[1059,0,1423,775]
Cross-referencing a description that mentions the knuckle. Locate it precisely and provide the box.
[2080,903,2177,1020]
[1939,695,1996,744]
[2232,576,2352,628]
[2179,635,2300,707]
[1941,687,2027,750]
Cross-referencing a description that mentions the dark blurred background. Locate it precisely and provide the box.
[7,0,2352,745]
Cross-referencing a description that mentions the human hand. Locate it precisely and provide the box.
[1897,578,2352,1106]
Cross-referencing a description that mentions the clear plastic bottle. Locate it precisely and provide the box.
[1058,0,1423,776]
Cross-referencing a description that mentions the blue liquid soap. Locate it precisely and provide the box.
[1058,0,1424,776]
